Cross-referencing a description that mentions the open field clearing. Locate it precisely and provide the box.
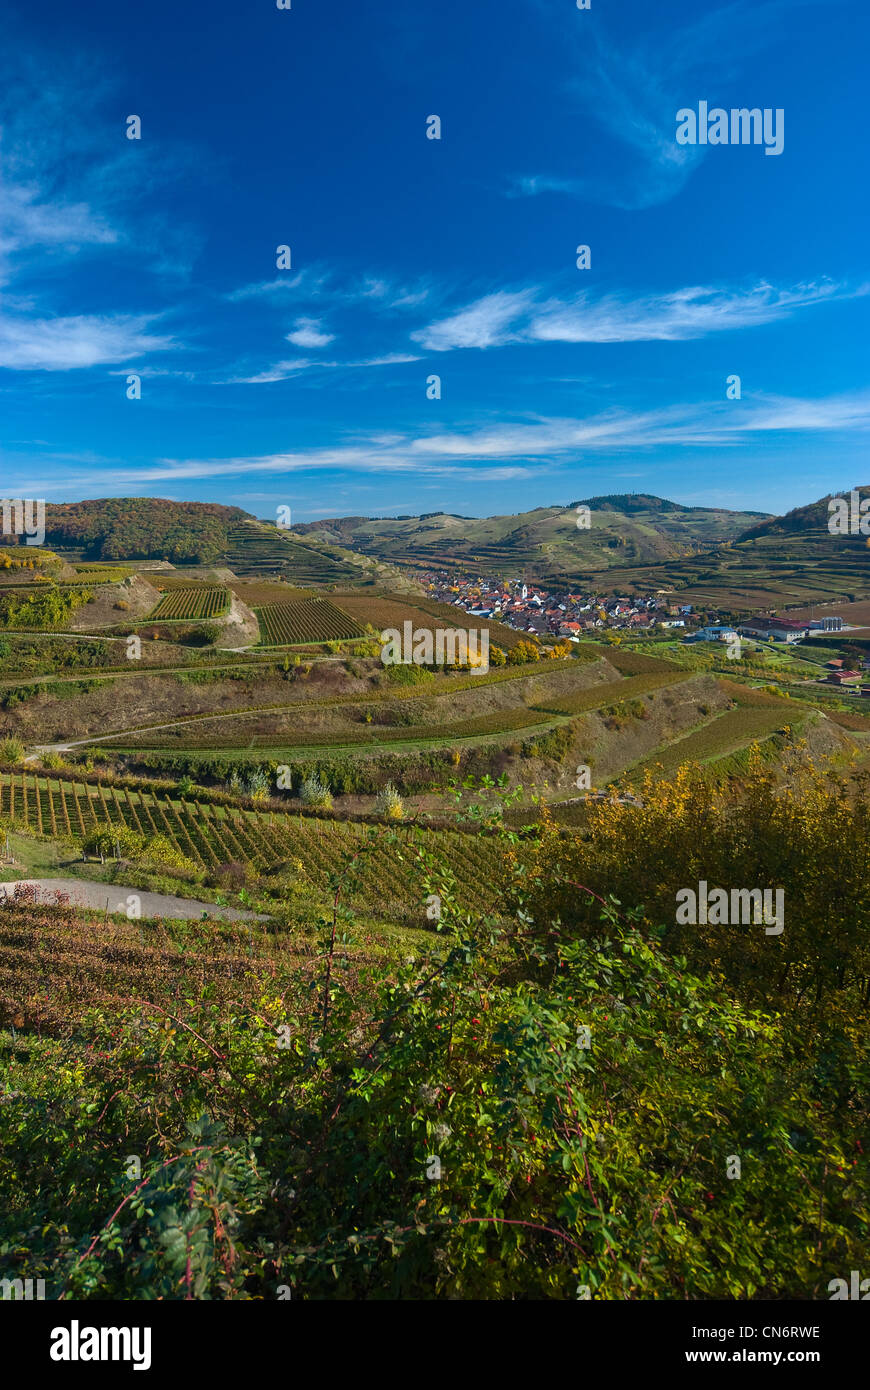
[0,771,506,913]
[230,581,315,605]
[148,587,230,620]
[580,643,681,674]
[256,597,366,645]
[334,594,523,648]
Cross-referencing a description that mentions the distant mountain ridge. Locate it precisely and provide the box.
[292,495,771,581]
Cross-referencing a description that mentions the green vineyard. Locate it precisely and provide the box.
[149,587,230,621]
[0,772,505,913]
[223,522,361,584]
[256,598,365,646]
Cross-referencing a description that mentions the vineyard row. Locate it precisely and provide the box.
[0,774,503,912]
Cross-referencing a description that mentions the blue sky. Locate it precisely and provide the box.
[0,0,867,521]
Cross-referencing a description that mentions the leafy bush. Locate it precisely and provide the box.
[183,624,218,648]
[0,586,91,630]
[375,781,404,820]
[0,737,26,764]
[140,833,197,875]
[507,640,540,665]
[1,801,864,1299]
[299,774,333,810]
[383,662,435,687]
[247,768,270,804]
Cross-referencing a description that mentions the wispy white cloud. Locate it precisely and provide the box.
[226,267,433,313]
[0,177,117,262]
[225,271,321,303]
[0,313,176,370]
[354,274,432,310]
[231,353,420,384]
[412,290,537,352]
[14,387,870,495]
[414,280,858,352]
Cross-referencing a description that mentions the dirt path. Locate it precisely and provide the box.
[0,878,263,921]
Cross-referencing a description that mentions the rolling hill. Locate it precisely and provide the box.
[553,486,870,611]
[41,498,253,565]
[292,495,769,581]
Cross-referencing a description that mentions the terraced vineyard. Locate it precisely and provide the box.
[231,581,314,606]
[149,587,230,620]
[256,598,366,646]
[145,571,229,590]
[243,707,555,748]
[0,772,506,913]
[627,706,802,780]
[336,594,523,649]
[224,522,361,584]
[535,669,689,716]
[70,564,133,584]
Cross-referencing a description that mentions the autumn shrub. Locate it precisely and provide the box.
[375,781,404,820]
[1,827,864,1300]
[299,774,333,810]
[519,757,870,1022]
[0,737,25,764]
[1,773,866,1301]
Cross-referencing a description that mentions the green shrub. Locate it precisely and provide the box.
[299,774,333,810]
[247,767,270,804]
[375,781,404,820]
[0,737,25,764]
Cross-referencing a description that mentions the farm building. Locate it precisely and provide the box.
[739,618,809,643]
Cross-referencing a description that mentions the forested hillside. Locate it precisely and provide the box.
[42,499,253,564]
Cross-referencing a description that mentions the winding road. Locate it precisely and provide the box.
[0,878,263,921]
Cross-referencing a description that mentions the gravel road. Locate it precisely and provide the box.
[0,878,262,921]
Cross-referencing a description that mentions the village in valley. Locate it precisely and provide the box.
[421,570,870,691]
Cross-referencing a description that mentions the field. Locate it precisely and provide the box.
[224,522,362,583]
[785,598,870,628]
[141,570,230,590]
[230,581,314,605]
[535,669,689,716]
[148,587,230,621]
[232,708,557,750]
[75,659,593,751]
[565,531,870,611]
[256,598,366,645]
[0,770,504,913]
[333,594,523,649]
[2,515,869,1312]
[69,564,133,584]
[626,706,798,779]
[581,643,680,675]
